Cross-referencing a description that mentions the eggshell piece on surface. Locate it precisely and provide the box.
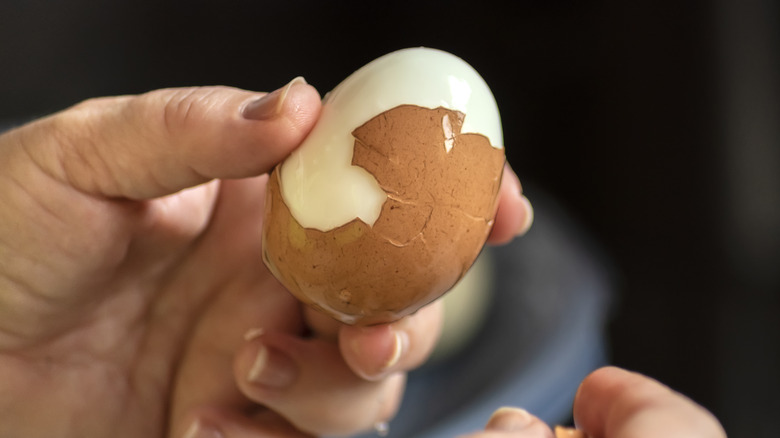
[262,104,504,325]
[554,426,588,438]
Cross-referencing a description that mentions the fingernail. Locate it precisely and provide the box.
[183,420,223,438]
[248,343,297,388]
[362,329,408,379]
[517,195,534,236]
[382,330,407,372]
[243,327,265,341]
[486,407,534,432]
[242,76,307,120]
[349,327,408,380]
[505,162,522,192]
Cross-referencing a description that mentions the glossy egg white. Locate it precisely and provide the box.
[279,47,503,232]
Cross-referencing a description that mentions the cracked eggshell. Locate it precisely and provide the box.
[262,47,505,325]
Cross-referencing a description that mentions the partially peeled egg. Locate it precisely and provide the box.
[262,47,505,325]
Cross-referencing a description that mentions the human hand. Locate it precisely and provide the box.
[0,78,533,438]
[461,366,726,438]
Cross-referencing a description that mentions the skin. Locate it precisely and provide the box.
[0,79,533,437]
[462,367,728,438]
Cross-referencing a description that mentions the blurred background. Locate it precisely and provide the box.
[1,0,778,436]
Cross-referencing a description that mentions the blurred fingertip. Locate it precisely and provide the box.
[486,407,534,432]
[246,342,297,389]
[516,194,534,237]
[503,161,522,191]
[343,324,396,380]
[381,329,408,375]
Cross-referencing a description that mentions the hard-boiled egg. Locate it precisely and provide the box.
[262,47,505,325]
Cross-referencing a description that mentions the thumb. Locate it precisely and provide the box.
[12,78,319,199]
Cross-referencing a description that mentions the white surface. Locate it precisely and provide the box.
[280,47,503,231]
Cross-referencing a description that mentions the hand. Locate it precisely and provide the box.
[0,78,533,438]
[461,366,726,438]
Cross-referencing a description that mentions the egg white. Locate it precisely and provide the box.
[280,47,503,231]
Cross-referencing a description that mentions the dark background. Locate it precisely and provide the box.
[1,1,778,436]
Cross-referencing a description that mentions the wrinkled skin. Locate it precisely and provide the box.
[0,81,533,437]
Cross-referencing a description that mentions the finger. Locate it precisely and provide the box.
[181,407,312,438]
[487,162,533,245]
[15,78,320,199]
[234,331,405,436]
[485,407,554,437]
[164,177,308,438]
[457,407,555,438]
[573,367,727,438]
[337,300,444,380]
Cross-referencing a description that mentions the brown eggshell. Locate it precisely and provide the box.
[262,104,505,325]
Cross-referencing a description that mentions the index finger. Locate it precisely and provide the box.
[487,163,533,245]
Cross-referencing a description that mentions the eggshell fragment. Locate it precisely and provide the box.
[262,104,504,325]
[554,426,588,438]
[278,47,503,232]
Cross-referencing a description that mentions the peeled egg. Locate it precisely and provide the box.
[262,47,505,325]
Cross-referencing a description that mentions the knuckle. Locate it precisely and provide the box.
[161,87,201,133]
[47,101,117,193]
[157,86,232,134]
